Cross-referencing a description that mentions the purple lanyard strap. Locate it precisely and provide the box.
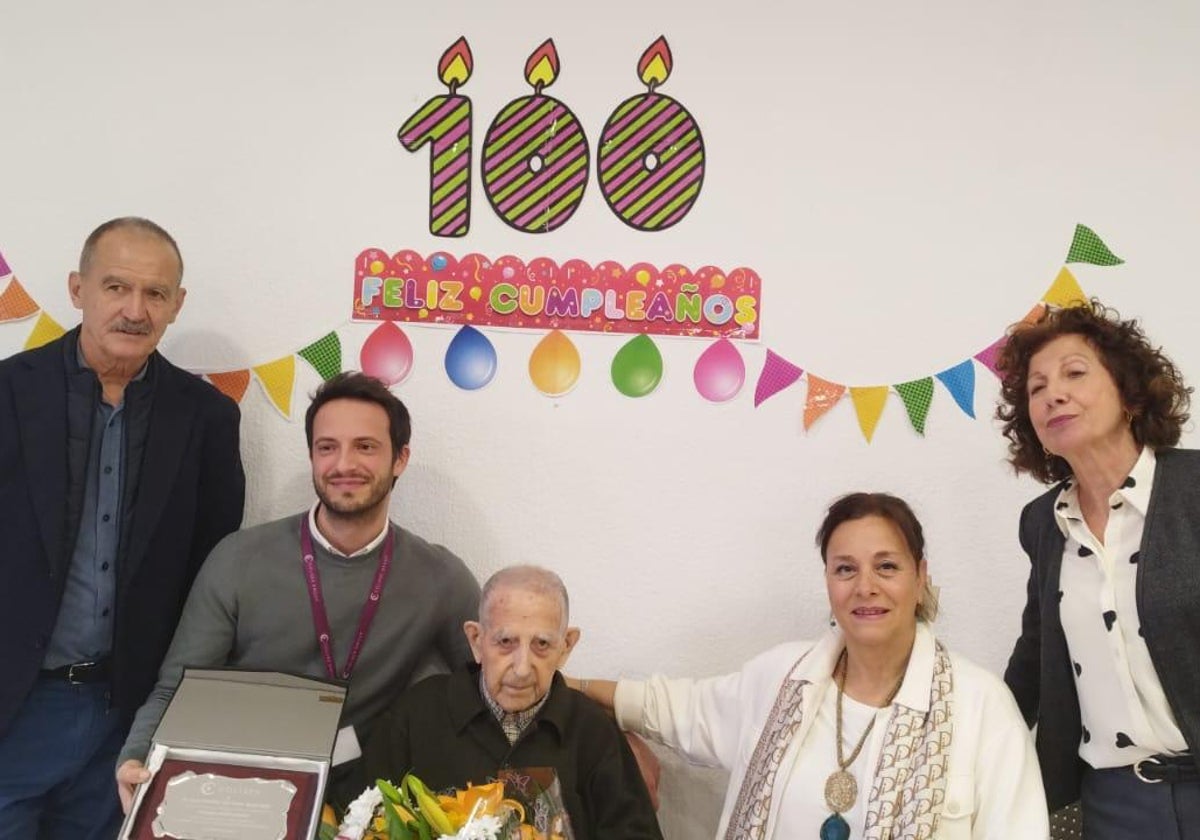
[300,517,394,681]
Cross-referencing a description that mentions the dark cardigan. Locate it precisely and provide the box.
[1004,447,1200,809]
[358,667,663,840]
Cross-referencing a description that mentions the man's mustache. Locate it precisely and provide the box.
[111,319,152,335]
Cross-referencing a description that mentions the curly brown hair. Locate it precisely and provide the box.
[996,299,1191,483]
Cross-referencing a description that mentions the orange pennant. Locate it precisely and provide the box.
[0,278,39,322]
[803,374,846,430]
[207,370,251,403]
[850,386,889,442]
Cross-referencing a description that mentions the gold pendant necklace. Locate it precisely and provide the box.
[823,649,905,816]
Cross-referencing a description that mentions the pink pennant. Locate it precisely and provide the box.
[974,336,1007,378]
[754,350,804,407]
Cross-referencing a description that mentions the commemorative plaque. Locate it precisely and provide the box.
[118,670,346,840]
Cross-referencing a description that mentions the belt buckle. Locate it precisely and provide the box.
[66,661,96,685]
[1133,756,1163,784]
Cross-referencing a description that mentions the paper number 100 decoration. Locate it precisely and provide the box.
[399,37,705,237]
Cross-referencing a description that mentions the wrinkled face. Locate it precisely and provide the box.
[310,398,407,520]
[1027,333,1131,461]
[69,228,186,371]
[825,515,925,649]
[465,586,579,713]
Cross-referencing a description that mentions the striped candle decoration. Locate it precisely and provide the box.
[598,36,705,232]
[481,39,590,234]
[399,37,474,238]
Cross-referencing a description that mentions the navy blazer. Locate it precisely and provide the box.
[1004,447,1200,809]
[0,329,245,734]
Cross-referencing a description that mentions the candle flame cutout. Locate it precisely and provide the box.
[524,38,560,91]
[637,36,673,88]
[438,36,474,90]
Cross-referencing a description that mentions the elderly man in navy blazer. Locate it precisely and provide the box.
[0,217,245,839]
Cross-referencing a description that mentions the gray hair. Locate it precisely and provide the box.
[79,217,184,283]
[479,565,570,632]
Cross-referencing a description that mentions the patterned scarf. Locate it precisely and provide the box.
[724,639,955,840]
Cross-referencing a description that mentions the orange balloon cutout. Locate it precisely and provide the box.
[528,330,581,396]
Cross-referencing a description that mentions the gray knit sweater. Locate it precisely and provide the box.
[118,513,480,765]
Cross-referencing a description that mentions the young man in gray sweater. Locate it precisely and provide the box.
[114,372,480,812]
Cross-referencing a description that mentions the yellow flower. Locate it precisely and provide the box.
[436,781,514,829]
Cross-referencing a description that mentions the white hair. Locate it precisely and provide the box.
[479,565,570,632]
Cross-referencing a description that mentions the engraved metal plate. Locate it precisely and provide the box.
[151,771,296,840]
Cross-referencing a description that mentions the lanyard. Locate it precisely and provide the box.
[299,517,394,681]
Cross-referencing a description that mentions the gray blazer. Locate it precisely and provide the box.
[1004,447,1200,809]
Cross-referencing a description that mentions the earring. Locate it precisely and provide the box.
[1124,409,1133,425]
[1043,446,1053,459]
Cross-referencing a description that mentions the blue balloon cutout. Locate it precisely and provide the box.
[444,326,497,390]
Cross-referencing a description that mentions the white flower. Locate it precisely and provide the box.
[336,785,384,840]
[439,813,504,840]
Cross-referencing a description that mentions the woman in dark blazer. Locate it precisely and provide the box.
[997,299,1200,838]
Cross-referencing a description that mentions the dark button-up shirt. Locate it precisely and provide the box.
[43,348,145,668]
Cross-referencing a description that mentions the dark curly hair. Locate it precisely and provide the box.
[996,299,1191,483]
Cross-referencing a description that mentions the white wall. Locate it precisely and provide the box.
[3,2,1198,835]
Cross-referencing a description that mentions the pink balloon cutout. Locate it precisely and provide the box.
[360,323,414,385]
[693,338,745,402]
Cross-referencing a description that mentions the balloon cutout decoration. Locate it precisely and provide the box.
[693,337,745,402]
[611,334,663,398]
[528,329,581,396]
[444,325,498,390]
[360,322,414,386]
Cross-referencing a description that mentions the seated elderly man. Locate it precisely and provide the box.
[358,565,662,839]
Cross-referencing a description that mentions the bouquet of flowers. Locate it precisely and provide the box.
[322,769,573,840]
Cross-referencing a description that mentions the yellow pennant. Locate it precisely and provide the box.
[253,356,296,418]
[1042,267,1086,308]
[850,386,889,442]
[24,312,65,350]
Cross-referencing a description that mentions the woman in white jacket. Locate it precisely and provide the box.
[574,492,1048,840]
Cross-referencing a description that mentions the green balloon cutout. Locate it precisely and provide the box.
[611,334,663,397]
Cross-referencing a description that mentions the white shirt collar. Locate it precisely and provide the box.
[1052,447,1156,536]
[306,502,389,558]
[789,622,937,714]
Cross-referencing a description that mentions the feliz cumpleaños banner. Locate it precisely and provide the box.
[0,225,1121,439]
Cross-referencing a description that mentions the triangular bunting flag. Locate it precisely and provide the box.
[253,356,296,418]
[754,350,804,407]
[0,250,11,277]
[1042,268,1086,308]
[974,336,1006,377]
[298,332,342,381]
[1066,224,1124,266]
[850,386,889,442]
[1022,302,1047,324]
[803,374,846,430]
[894,378,935,435]
[0,278,39,321]
[935,360,976,418]
[24,312,65,350]
[207,370,251,403]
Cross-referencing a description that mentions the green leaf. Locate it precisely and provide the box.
[318,823,339,840]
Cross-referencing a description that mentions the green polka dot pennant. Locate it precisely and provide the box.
[1066,224,1124,266]
[894,377,935,435]
[297,332,342,381]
